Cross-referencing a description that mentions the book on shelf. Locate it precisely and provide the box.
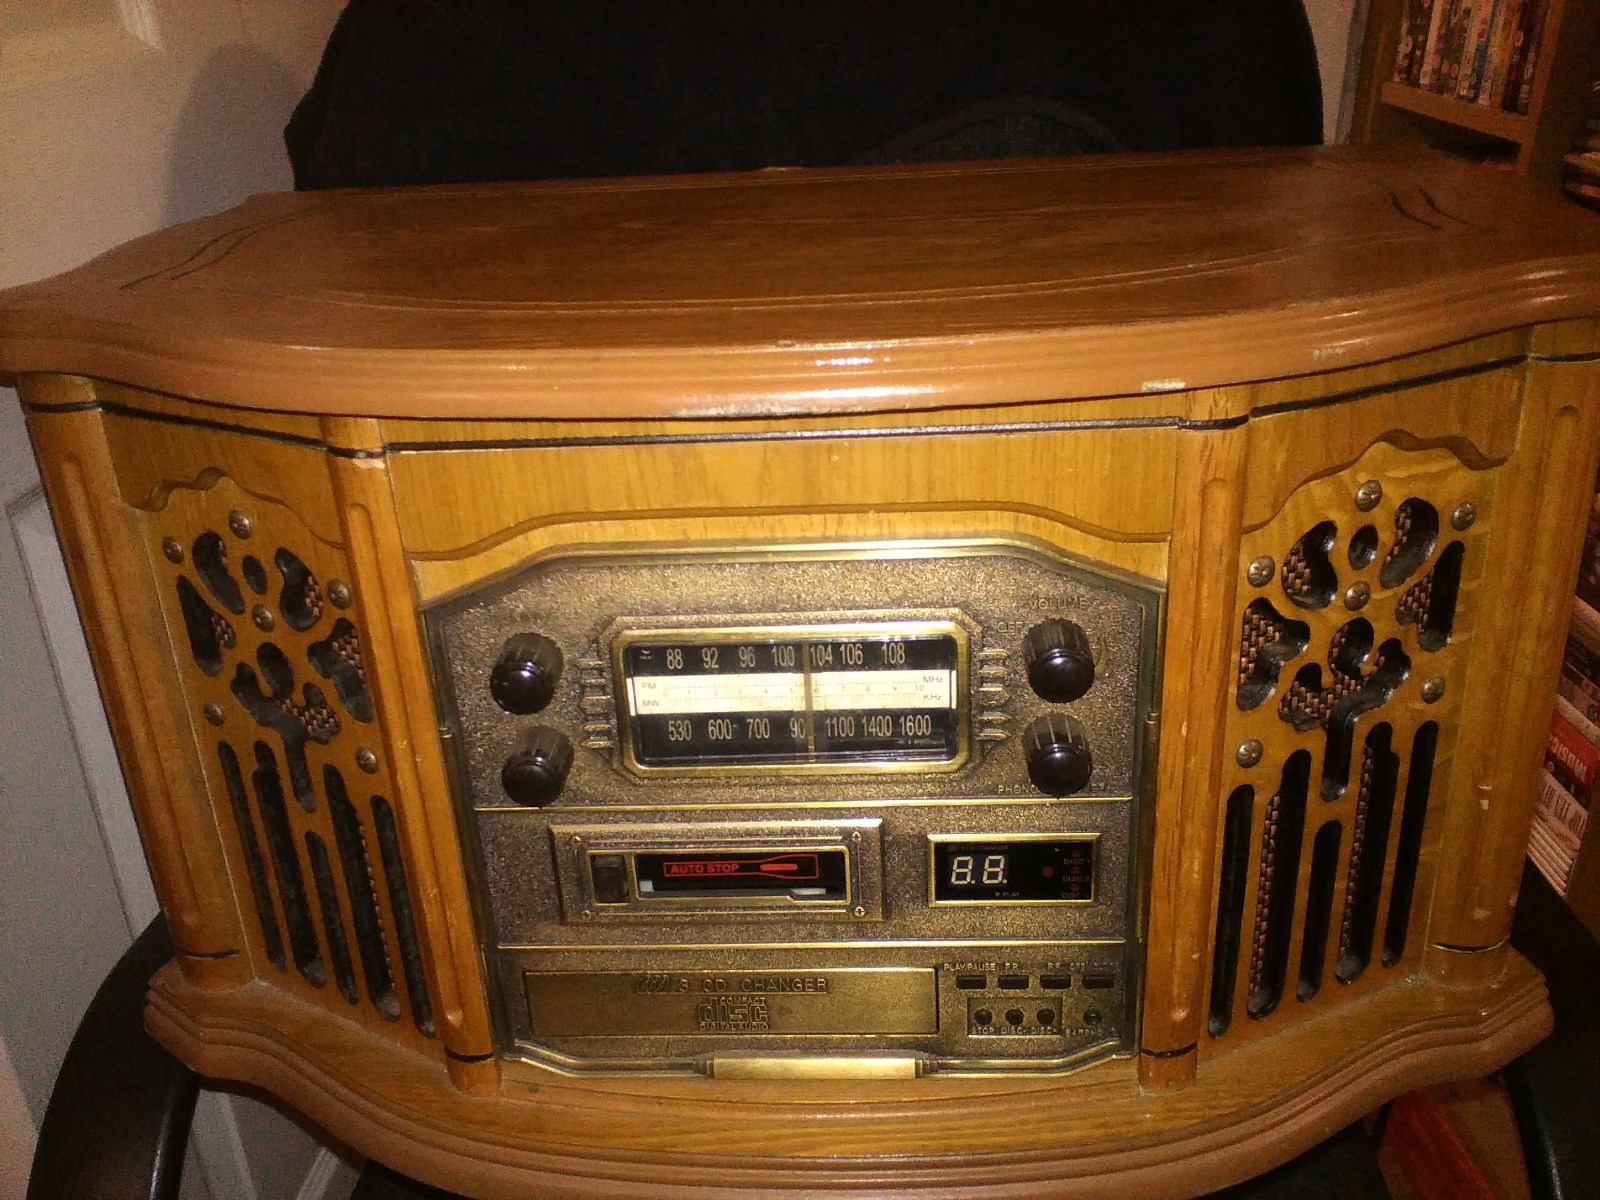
[1555,692,1600,747]
[1394,0,1437,84]
[1567,150,1600,178]
[1392,0,1554,112]
[1558,665,1600,726]
[1574,593,1600,647]
[1434,0,1478,94]
[1547,710,1599,806]
[1418,0,1457,89]
[1529,822,1575,894]
[1564,178,1600,204]
[1564,145,1600,207]
[1531,770,1586,893]
[1512,0,1554,113]
[1456,0,1499,101]
[1478,0,1525,105]
[1529,465,1600,898]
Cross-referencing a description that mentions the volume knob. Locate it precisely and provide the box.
[1022,713,1094,797]
[501,727,574,806]
[490,633,563,714]
[1023,619,1096,703]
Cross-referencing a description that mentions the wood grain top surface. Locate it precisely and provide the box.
[3,146,1599,420]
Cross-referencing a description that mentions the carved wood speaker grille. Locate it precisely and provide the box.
[146,476,437,1048]
[1204,442,1492,1056]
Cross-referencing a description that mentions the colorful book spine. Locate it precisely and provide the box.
[1511,0,1554,113]
[1501,0,1547,110]
[1435,0,1477,95]
[1458,0,1501,100]
[1559,670,1600,726]
[1541,770,1592,837]
[1548,712,1599,806]
[1395,0,1438,83]
[1478,0,1520,105]
[1574,596,1600,649]
[1420,0,1457,88]
[1556,693,1600,749]
[1532,771,1583,893]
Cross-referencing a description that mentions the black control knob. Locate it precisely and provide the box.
[489,633,563,714]
[1022,713,1093,797]
[500,727,574,806]
[1023,619,1096,703]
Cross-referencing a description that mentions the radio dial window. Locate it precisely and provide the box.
[617,623,967,774]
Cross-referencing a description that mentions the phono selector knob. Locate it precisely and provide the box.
[500,727,574,806]
[1023,618,1096,703]
[490,633,563,714]
[1022,713,1093,797]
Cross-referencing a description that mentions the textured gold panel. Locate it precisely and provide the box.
[525,968,938,1037]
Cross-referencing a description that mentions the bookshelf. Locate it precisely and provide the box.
[1352,0,1600,184]
[1538,505,1600,940]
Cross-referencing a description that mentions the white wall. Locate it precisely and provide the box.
[1304,0,1362,143]
[0,3,353,1197]
[0,1037,32,1199]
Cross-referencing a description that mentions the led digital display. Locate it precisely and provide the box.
[931,838,1095,903]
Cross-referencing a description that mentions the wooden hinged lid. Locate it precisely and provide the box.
[2,146,1599,421]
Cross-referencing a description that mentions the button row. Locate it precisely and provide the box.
[954,972,1115,991]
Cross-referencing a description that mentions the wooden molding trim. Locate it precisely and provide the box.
[147,963,1551,1200]
[4,149,1600,421]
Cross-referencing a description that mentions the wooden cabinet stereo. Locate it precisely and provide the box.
[4,147,1600,1197]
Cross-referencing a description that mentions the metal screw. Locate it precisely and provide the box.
[328,579,352,608]
[1236,739,1264,769]
[355,746,379,774]
[202,702,224,726]
[1246,556,1275,587]
[852,906,867,918]
[251,604,275,632]
[227,510,253,538]
[1344,581,1371,611]
[1451,502,1477,531]
[850,830,862,843]
[1355,480,1383,512]
[1421,676,1446,703]
[162,537,184,563]
[570,835,583,847]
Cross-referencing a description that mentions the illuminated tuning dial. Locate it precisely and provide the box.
[490,632,563,714]
[1022,618,1096,702]
[500,726,574,806]
[1022,713,1093,797]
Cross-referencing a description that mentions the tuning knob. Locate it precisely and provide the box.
[1023,619,1096,703]
[490,633,563,714]
[1022,713,1093,797]
[501,727,574,806]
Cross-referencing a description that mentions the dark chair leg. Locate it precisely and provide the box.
[351,1162,467,1199]
[1506,863,1600,1200]
[27,916,201,1200]
[1200,1122,1391,1199]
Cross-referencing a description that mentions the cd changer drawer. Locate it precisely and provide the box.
[504,943,1133,1076]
